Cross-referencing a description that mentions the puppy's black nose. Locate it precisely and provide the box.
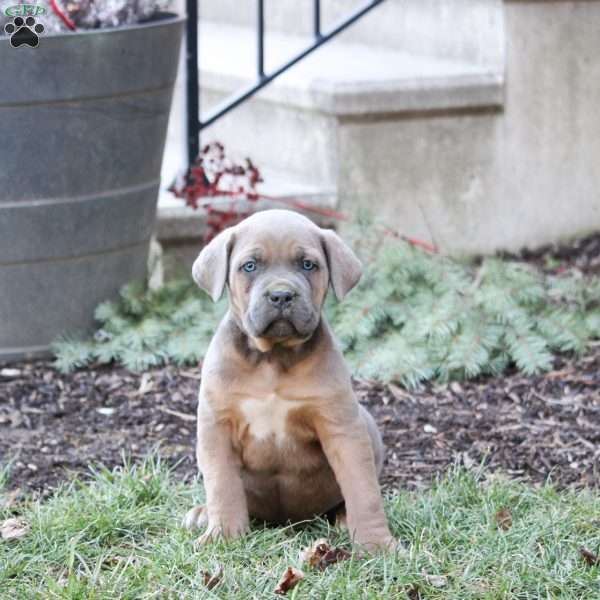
[268,289,295,308]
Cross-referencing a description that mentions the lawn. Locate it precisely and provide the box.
[2,457,599,599]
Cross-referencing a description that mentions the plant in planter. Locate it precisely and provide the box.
[0,0,171,33]
[0,0,184,362]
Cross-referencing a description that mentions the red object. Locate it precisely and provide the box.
[49,0,76,30]
[170,142,439,254]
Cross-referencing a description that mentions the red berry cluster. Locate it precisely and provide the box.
[169,142,263,241]
[169,142,438,253]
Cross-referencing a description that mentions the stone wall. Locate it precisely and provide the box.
[338,0,600,254]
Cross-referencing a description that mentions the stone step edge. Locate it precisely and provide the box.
[156,189,338,243]
[198,21,505,117]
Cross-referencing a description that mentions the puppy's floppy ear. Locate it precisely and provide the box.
[321,228,362,300]
[192,229,235,302]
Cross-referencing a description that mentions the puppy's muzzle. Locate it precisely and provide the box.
[247,279,318,340]
[266,288,297,310]
[263,287,298,336]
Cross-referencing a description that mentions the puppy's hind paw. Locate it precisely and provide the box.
[182,505,208,530]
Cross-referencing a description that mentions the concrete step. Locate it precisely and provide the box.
[156,15,504,264]
[158,165,336,228]
[157,0,600,258]
[196,21,503,185]
[199,0,504,68]
[157,16,502,208]
[199,22,502,115]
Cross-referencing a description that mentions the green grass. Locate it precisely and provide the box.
[1,458,599,599]
[0,463,10,492]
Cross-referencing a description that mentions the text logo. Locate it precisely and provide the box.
[4,4,46,17]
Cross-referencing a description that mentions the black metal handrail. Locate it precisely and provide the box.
[185,0,385,166]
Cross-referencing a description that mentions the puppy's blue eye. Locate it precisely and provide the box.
[302,259,316,271]
[242,260,257,273]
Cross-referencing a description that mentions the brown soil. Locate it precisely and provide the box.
[1,232,599,499]
[1,346,599,500]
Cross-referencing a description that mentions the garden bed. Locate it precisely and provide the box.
[1,345,599,499]
[1,233,599,499]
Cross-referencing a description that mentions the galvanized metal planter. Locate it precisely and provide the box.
[0,13,184,362]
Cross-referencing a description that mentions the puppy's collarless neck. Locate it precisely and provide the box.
[226,315,325,371]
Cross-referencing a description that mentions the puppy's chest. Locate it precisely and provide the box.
[238,396,283,441]
[232,394,321,473]
[237,394,307,445]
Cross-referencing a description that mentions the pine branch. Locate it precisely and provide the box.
[52,223,600,388]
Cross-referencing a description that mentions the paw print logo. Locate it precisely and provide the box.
[4,16,44,48]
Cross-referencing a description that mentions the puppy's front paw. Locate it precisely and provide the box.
[182,505,208,530]
[196,517,250,545]
[196,523,225,545]
[355,534,401,554]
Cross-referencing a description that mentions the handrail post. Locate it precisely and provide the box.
[188,0,386,165]
[257,0,265,79]
[314,0,321,39]
[186,0,200,164]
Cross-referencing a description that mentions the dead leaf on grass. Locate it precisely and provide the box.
[0,517,29,540]
[1,488,21,510]
[202,565,223,590]
[300,538,352,571]
[407,584,422,599]
[460,451,477,470]
[495,507,513,531]
[424,573,448,588]
[274,566,304,595]
[0,408,23,428]
[450,381,463,395]
[580,547,600,566]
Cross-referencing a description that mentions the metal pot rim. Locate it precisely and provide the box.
[0,11,185,42]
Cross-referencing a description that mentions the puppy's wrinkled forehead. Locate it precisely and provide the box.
[232,211,324,264]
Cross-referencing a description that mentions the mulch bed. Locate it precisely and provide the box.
[499,230,600,276]
[1,347,599,499]
[365,346,600,490]
[1,232,599,499]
